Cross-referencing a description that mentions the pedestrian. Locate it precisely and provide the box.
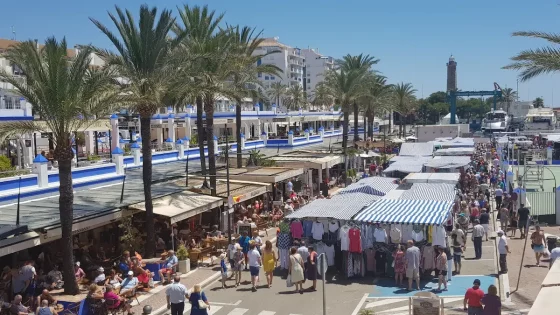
[452,234,463,274]
[262,240,277,288]
[393,245,405,287]
[306,246,318,291]
[496,230,510,274]
[517,204,530,239]
[238,231,251,270]
[452,223,467,250]
[530,225,547,267]
[233,244,244,287]
[509,212,518,238]
[227,239,236,279]
[499,207,509,233]
[405,240,421,291]
[463,279,484,315]
[188,284,210,315]
[296,240,309,280]
[549,246,560,268]
[247,243,262,292]
[472,220,485,259]
[481,284,501,315]
[288,247,305,294]
[479,209,490,241]
[219,253,228,289]
[495,187,503,209]
[166,275,189,315]
[436,246,448,291]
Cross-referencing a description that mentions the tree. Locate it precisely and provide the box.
[427,91,447,105]
[358,73,392,138]
[267,82,287,110]
[498,87,517,115]
[0,38,121,294]
[226,25,282,168]
[391,82,417,137]
[282,84,307,111]
[533,97,545,108]
[503,31,560,81]
[311,82,334,110]
[91,5,182,257]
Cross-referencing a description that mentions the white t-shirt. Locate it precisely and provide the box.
[94,274,106,284]
[227,244,236,260]
[325,245,335,266]
[328,221,339,233]
[287,181,293,192]
[498,235,508,254]
[390,227,401,244]
[247,249,261,267]
[495,189,503,197]
[432,226,446,247]
[339,226,350,251]
[373,228,387,243]
[312,222,324,240]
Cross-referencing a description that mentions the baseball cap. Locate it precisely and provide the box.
[497,230,504,235]
[127,271,134,276]
[473,279,481,285]
[75,261,80,267]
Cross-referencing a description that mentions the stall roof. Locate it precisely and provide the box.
[285,192,380,220]
[215,167,303,183]
[176,178,269,205]
[403,173,460,185]
[129,191,223,224]
[430,137,474,148]
[434,147,475,156]
[399,183,457,202]
[269,152,343,169]
[353,199,453,225]
[338,177,399,196]
[384,157,431,173]
[424,156,472,169]
[398,142,434,156]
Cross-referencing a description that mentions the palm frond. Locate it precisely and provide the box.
[0,121,43,141]
[512,31,560,45]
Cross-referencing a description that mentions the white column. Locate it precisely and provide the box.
[319,126,325,138]
[110,114,119,152]
[165,138,174,151]
[261,131,268,146]
[274,122,278,134]
[131,143,141,166]
[32,154,49,188]
[119,138,126,149]
[318,167,323,191]
[182,136,190,150]
[288,131,294,146]
[111,147,125,175]
[256,123,261,138]
[85,131,95,155]
[155,114,164,148]
[241,133,246,150]
[254,103,260,112]
[167,113,176,143]
[177,139,185,159]
[547,146,553,165]
[184,113,191,138]
[213,136,219,154]
[272,103,277,114]
[331,124,335,132]
[305,129,310,142]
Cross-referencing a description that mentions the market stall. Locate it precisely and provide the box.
[338,176,399,196]
[424,156,472,173]
[403,172,460,185]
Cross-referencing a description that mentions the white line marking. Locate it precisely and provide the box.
[461,258,495,261]
[365,298,407,309]
[225,308,248,315]
[350,293,369,315]
[211,300,242,306]
[256,311,276,315]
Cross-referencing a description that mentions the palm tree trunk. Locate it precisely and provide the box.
[236,103,242,168]
[58,155,79,294]
[196,96,206,175]
[205,95,217,196]
[342,109,350,183]
[368,110,374,139]
[363,115,367,140]
[388,111,392,134]
[353,101,359,145]
[140,116,155,258]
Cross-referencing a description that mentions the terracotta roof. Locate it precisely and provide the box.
[0,38,76,57]
[258,37,289,49]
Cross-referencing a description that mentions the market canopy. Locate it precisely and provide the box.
[424,156,472,169]
[384,157,431,174]
[434,147,475,156]
[400,183,457,202]
[286,192,379,220]
[403,172,460,185]
[353,199,453,225]
[130,191,223,224]
[398,142,434,156]
[338,177,399,196]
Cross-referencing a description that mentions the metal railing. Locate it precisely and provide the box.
[526,191,556,216]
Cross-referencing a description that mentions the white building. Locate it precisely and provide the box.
[301,48,334,95]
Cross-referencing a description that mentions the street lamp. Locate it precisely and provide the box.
[224,123,232,242]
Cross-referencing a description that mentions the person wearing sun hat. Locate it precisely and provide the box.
[120,270,139,297]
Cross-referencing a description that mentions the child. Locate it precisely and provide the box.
[220,253,228,288]
[393,245,405,286]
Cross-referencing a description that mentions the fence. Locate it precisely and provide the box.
[526,191,556,216]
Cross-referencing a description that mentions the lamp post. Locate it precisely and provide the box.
[225,124,232,242]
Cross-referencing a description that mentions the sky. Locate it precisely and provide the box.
[2,0,560,106]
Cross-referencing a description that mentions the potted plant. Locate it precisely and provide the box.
[176,244,190,274]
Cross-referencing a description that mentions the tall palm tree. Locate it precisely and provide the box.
[311,82,334,110]
[0,38,121,294]
[499,88,518,115]
[391,82,417,138]
[267,82,287,110]
[226,25,282,168]
[283,84,307,111]
[533,97,545,108]
[91,5,182,257]
[359,73,392,138]
[174,5,226,177]
[503,31,560,81]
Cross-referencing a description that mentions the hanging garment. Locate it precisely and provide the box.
[390,225,402,244]
[312,221,325,240]
[302,220,313,238]
[277,233,292,249]
[421,246,436,270]
[349,228,362,253]
[290,221,304,239]
[325,244,335,266]
[328,221,340,233]
[401,224,414,243]
[427,226,433,244]
[365,249,376,272]
[375,251,387,275]
[278,248,290,269]
[373,227,387,243]
[279,221,290,234]
[411,228,425,242]
[361,224,374,249]
[432,225,447,247]
[339,225,351,251]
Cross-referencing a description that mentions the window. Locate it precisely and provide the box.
[257,58,262,66]
[4,97,13,109]
[258,72,262,78]
[14,98,21,109]
[307,86,311,90]
[265,76,269,80]
[307,79,310,83]
[307,72,311,76]
[270,76,275,80]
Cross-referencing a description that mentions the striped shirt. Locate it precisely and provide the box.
[472,224,485,238]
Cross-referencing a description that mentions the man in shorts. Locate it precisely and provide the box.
[158,250,178,284]
[405,240,420,291]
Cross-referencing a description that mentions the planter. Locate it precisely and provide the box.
[178,259,190,274]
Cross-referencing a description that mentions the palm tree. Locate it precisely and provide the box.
[499,88,518,115]
[503,31,560,81]
[533,97,545,108]
[91,5,182,257]
[283,84,307,111]
[391,82,417,138]
[311,82,334,110]
[359,73,392,138]
[0,38,121,294]
[226,25,282,168]
[267,82,287,110]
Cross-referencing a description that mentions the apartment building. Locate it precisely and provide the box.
[301,48,334,94]
[254,37,304,90]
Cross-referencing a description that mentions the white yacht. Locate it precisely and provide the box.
[481,109,509,133]
[524,108,557,132]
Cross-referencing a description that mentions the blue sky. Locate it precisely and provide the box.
[2,0,560,106]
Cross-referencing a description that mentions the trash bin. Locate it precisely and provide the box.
[547,236,558,251]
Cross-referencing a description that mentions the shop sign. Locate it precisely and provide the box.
[151,124,163,129]
[237,223,252,236]
[176,123,185,128]
[227,119,234,123]
[411,297,441,315]
[272,118,286,122]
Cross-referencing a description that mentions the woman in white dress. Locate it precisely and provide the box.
[288,247,305,294]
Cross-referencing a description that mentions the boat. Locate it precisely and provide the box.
[524,108,557,133]
[481,109,509,133]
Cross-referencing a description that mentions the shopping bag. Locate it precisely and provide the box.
[286,274,294,287]
[543,248,551,258]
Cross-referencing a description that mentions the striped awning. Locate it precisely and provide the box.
[338,177,399,196]
[384,157,431,174]
[286,192,379,220]
[353,199,453,225]
[400,183,457,202]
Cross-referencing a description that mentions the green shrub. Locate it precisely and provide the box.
[176,244,189,260]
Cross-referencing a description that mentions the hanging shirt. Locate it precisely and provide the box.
[277,233,292,249]
[290,221,304,239]
[312,222,325,240]
[432,226,446,247]
[278,221,290,234]
[302,220,313,238]
[401,224,414,243]
[411,229,425,242]
[325,244,335,266]
[349,228,362,253]
[365,249,376,272]
[390,226,402,244]
[339,225,351,251]
[373,228,387,243]
[328,221,340,233]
